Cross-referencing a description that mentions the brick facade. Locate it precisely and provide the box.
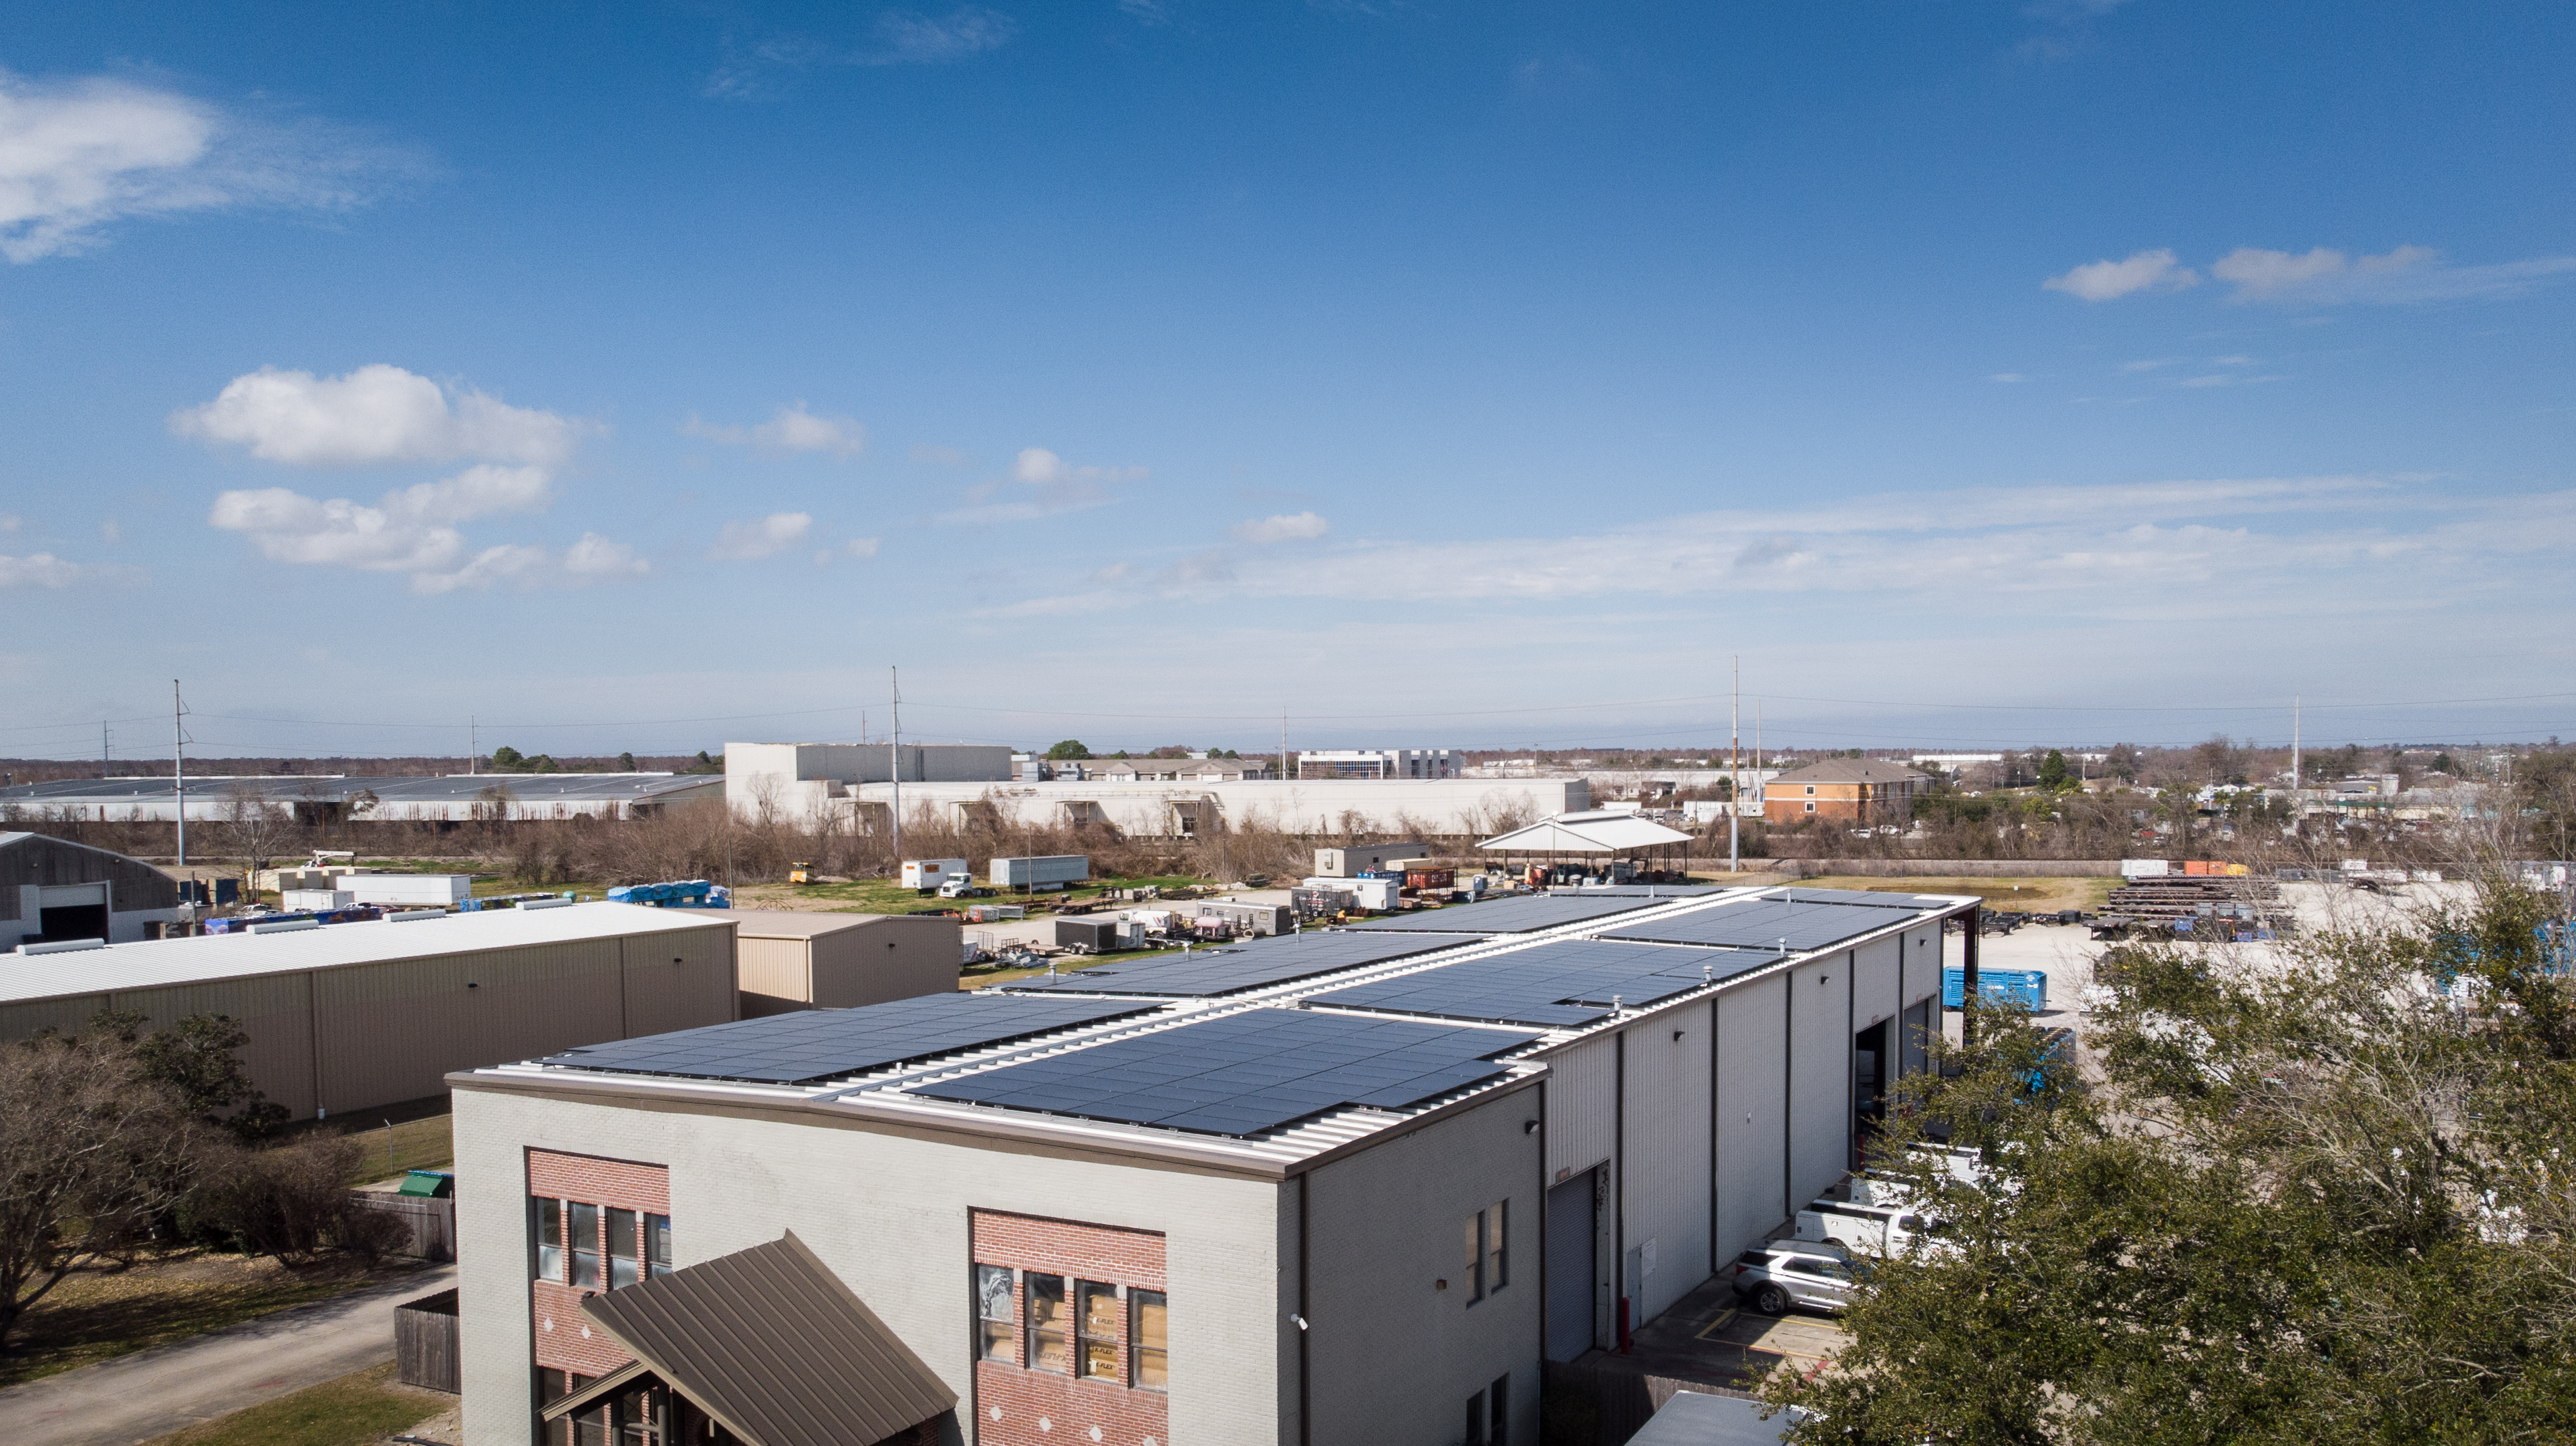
[526,1149,671,1379]
[972,1210,1170,1446]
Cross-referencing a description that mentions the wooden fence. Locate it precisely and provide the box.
[348,1192,456,1262]
[395,1288,460,1393]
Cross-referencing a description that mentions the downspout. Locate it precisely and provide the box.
[1297,1171,1310,1446]
[1846,949,1858,1172]
[1781,960,1794,1223]
[1707,993,1719,1273]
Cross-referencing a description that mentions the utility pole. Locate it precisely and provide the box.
[102,722,110,780]
[1729,656,1740,874]
[468,717,477,776]
[2291,696,2301,794]
[172,682,188,865]
[889,666,902,863]
[1280,708,1288,782]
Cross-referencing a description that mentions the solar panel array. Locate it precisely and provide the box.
[1304,938,1771,1027]
[909,1008,1540,1137]
[1749,887,1953,909]
[1546,885,1727,898]
[536,994,1161,1084]
[1002,929,1469,998]
[1600,897,1924,952]
[1342,893,1662,933]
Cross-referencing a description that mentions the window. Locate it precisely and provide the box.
[976,1265,1015,1362]
[1131,1290,1168,1391]
[538,1366,569,1446]
[1805,784,1816,795]
[1463,1212,1486,1302]
[569,1202,602,1290]
[646,1214,672,1278]
[533,1198,564,1282]
[1804,802,1816,814]
[1077,1281,1121,1380]
[1487,1199,1508,1293]
[1465,1389,1487,1445]
[1490,1372,1511,1446]
[607,1208,639,1290]
[1027,1275,1070,1374]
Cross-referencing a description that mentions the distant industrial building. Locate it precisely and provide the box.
[1762,760,1929,825]
[734,911,964,1018]
[0,903,738,1118]
[1296,748,1458,780]
[0,773,723,825]
[1,833,183,947]
[726,742,1587,837]
[452,883,1969,1444]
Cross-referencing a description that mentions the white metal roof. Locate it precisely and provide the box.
[0,901,732,1003]
[1476,811,1695,854]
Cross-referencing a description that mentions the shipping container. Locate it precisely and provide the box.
[992,855,1091,890]
[1941,966,2047,1012]
[1054,917,1123,952]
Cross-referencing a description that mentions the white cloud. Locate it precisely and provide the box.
[207,463,565,577]
[172,365,583,468]
[875,7,1018,63]
[682,402,865,458]
[2043,249,2200,301]
[1012,447,1145,486]
[0,70,416,263]
[936,447,1141,523]
[710,511,813,561]
[0,512,20,532]
[846,537,881,559]
[408,534,650,595]
[2209,244,2576,304]
[704,7,1018,98]
[0,553,90,588]
[1232,511,1331,544]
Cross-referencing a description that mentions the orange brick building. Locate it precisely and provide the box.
[1762,759,1929,824]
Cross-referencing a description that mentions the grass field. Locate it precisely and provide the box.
[1794,875,2120,915]
[138,1361,449,1446]
[1,1254,437,1389]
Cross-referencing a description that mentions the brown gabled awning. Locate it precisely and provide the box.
[567,1230,957,1446]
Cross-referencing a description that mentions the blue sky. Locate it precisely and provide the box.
[3,1,2572,762]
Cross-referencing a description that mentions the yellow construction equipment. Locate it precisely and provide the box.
[789,861,817,885]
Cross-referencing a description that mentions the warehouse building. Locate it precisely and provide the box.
[451,883,1970,1445]
[0,903,738,1119]
[0,773,723,825]
[1,832,183,947]
[734,911,964,1018]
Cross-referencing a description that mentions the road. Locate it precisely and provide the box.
[0,1264,456,1446]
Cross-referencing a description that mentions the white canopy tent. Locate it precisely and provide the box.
[1476,809,1695,864]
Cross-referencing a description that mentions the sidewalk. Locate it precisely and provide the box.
[0,1264,456,1446]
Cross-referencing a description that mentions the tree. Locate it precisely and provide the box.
[1046,740,1092,760]
[1765,882,2576,1442]
[2037,748,2070,790]
[615,752,637,771]
[90,1010,288,1141]
[221,784,297,882]
[2104,742,2142,782]
[489,745,525,770]
[0,1031,210,1351]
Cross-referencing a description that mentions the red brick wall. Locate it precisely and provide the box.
[970,1211,1170,1446]
[525,1150,671,1378]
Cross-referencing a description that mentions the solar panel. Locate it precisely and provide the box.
[1747,887,1953,909]
[1546,885,1727,897]
[536,994,1161,1084]
[1003,929,1471,998]
[1600,897,1922,952]
[1342,893,1662,933]
[909,1008,1540,1137]
[1304,938,1771,1027]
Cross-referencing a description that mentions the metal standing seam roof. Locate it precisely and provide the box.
[1475,811,1697,854]
[573,1231,957,1446]
[1342,892,1661,933]
[0,901,732,1002]
[728,910,916,939]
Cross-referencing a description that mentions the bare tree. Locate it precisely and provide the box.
[0,1032,210,1351]
[220,783,297,883]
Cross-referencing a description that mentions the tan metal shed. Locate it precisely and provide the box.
[0,902,737,1119]
[730,911,960,1018]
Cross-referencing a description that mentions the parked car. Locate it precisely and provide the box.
[1730,1245,1868,1315]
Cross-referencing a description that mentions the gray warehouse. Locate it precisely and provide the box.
[1,832,183,947]
[452,883,1969,1445]
[733,911,963,1018]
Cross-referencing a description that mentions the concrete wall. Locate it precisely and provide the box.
[454,1086,1292,1446]
[1302,1085,1542,1446]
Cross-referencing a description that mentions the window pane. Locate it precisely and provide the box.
[1027,1276,1070,1375]
[569,1202,602,1290]
[1465,1213,1485,1301]
[1491,1372,1511,1446]
[1077,1282,1119,1379]
[607,1209,639,1290]
[976,1264,1014,1363]
[534,1198,564,1282]
[1465,1391,1487,1445]
[646,1214,672,1276]
[1131,1290,1167,1391]
[1489,1199,1508,1292]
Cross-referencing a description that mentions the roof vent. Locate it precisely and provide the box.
[18,937,106,955]
[386,909,448,923]
[248,918,321,934]
[519,898,577,911]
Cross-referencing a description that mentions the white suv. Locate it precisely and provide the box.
[1730,1244,1868,1316]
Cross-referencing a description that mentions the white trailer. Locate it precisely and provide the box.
[901,859,972,891]
[990,855,1091,891]
[333,874,474,908]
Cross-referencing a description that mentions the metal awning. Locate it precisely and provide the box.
[1477,811,1695,855]
[547,1231,956,1445]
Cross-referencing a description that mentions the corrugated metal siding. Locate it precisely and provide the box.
[1853,936,1902,1029]
[1788,958,1850,1206]
[813,916,960,1010]
[116,973,321,1119]
[736,936,813,1004]
[1542,1034,1616,1180]
[621,927,737,1040]
[0,833,179,918]
[0,995,114,1050]
[316,939,627,1113]
[1621,1014,1711,1322]
[1712,974,1787,1262]
[1904,925,1941,1004]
